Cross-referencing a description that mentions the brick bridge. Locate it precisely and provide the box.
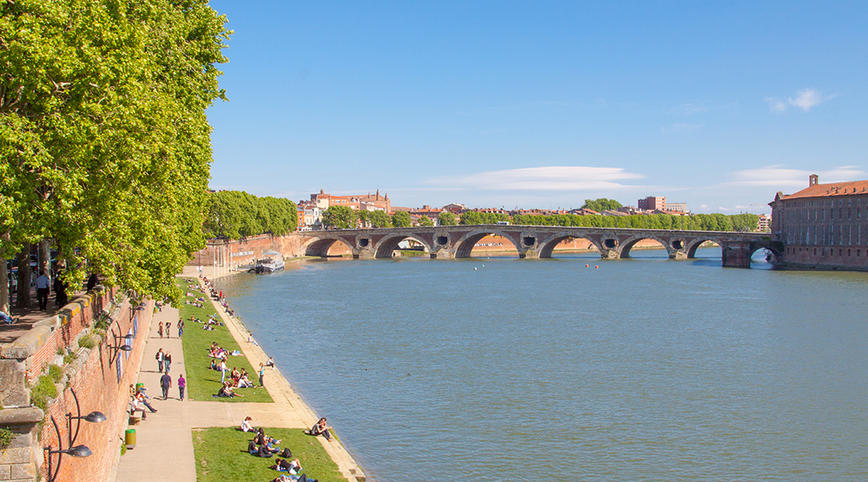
[299,225,782,268]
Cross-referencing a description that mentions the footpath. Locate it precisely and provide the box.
[115,278,366,481]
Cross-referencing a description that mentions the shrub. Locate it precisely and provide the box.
[0,428,13,450]
[78,334,97,349]
[56,347,65,356]
[30,375,58,411]
[63,352,77,365]
[48,365,64,383]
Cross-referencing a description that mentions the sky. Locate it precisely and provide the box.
[206,1,868,213]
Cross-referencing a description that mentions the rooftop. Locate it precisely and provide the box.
[778,179,868,201]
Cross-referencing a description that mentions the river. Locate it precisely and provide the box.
[215,248,868,480]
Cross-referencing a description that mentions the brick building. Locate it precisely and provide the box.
[638,196,665,211]
[770,174,868,269]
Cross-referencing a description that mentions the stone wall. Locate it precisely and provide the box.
[188,233,311,276]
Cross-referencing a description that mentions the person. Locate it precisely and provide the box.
[258,363,265,387]
[241,416,255,432]
[157,321,164,338]
[136,389,157,412]
[155,348,164,373]
[178,374,186,400]
[53,275,67,308]
[265,356,275,368]
[0,310,16,325]
[35,271,50,310]
[308,417,332,441]
[164,352,172,373]
[220,359,227,383]
[165,321,172,338]
[178,318,184,337]
[216,382,242,398]
[160,372,172,400]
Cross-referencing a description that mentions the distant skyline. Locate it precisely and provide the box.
[206,1,868,213]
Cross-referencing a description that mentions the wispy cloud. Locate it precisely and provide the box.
[425,166,644,191]
[765,88,832,112]
[726,165,865,187]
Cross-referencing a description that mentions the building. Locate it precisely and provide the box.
[769,174,868,269]
[638,196,666,211]
[664,202,688,213]
[757,214,771,232]
[309,189,391,213]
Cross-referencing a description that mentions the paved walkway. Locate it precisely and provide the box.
[115,279,366,481]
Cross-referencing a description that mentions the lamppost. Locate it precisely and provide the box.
[43,389,106,482]
[109,319,133,364]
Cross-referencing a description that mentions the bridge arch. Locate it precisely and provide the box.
[618,235,672,259]
[453,230,522,258]
[686,238,723,258]
[749,243,782,265]
[374,234,434,259]
[302,236,356,258]
[538,234,603,258]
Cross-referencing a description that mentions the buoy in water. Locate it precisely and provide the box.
[594,265,599,269]
[585,264,589,268]
[473,267,478,271]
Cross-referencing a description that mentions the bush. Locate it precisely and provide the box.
[63,352,77,365]
[30,375,58,411]
[48,365,64,383]
[78,334,97,349]
[0,428,13,450]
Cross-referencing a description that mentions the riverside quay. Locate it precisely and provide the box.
[299,225,779,268]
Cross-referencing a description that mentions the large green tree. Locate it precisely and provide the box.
[582,198,623,212]
[438,211,458,226]
[202,191,296,239]
[321,206,356,229]
[391,211,412,227]
[0,0,230,307]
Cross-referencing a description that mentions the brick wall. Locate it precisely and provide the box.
[38,299,153,482]
[188,233,311,272]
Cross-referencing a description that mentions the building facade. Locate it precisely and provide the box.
[770,174,868,269]
[638,196,665,211]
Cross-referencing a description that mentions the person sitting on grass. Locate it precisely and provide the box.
[241,416,255,432]
[272,473,317,482]
[271,458,301,474]
[216,382,242,398]
[305,417,332,441]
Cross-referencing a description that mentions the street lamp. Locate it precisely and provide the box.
[43,389,105,482]
[108,319,133,364]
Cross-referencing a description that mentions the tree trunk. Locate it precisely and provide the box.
[39,239,51,276]
[0,259,8,314]
[15,245,31,309]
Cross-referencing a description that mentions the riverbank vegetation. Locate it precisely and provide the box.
[203,191,297,239]
[192,427,344,482]
[0,0,230,306]
[460,211,760,232]
[176,278,272,403]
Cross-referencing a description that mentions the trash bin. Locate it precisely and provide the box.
[125,429,136,449]
[135,383,144,393]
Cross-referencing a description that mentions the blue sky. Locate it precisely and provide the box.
[206,1,868,213]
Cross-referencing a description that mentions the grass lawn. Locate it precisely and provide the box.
[176,277,272,403]
[192,427,346,482]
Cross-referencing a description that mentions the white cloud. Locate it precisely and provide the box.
[766,88,831,112]
[727,165,866,187]
[425,166,644,191]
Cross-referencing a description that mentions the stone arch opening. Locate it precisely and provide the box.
[686,239,722,259]
[454,231,521,258]
[539,236,602,258]
[374,235,433,259]
[303,237,355,258]
[618,237,670,259]
[749,245,781,268]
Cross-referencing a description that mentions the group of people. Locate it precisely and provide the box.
[34,270,68,311]
[241,419,319,482]
[157,319,183,338]
[129,384,157,418]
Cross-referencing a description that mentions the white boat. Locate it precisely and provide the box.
[251,251,285,273]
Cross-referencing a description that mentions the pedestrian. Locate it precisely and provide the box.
[265,356,275,368]
[166,321,172,338]
[158,321,164,338]
[160,372,172,400]
[155,348,164,373]
[220,359,227,383]
[178,374,186,400]
[178,318,184,337]
[258,363,265,387]
[164,352,172,373]
[53,275,67,307]
[35,271,50,310]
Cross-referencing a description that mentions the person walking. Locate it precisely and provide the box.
[178,374,186,400]
[35,271,50,311]
[220,359,227,383]
[166,321,172,338]
[178,318,184,337]
[258,363,265,387]
[164,352,172,373]
[157,321,164,338]
[155,348,164,373]
[160,372,172,400]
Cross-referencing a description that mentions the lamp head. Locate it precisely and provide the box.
[83,411,106,423]
[64,445,92,457]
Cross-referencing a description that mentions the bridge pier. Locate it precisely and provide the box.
[430,250,453,260]
[600,249,620,260]
[721,242,751,268]
[670,250,688,260]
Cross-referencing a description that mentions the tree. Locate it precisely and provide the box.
[321,206,356,229]
[582,198,623,212]
[368,210,392,228]
[0,0,231,306]
[392,211,412,227]
[202,191,296,238]
[417,216,434,227]
[438,212,458,226]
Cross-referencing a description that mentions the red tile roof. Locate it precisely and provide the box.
[779,180,868,200]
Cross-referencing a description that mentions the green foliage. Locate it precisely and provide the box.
[457,212,761,232]
[459,211,511,225]
[192,427,344,482]
[581,198,623,212]
[202,191,297,239]
[78,334,96,349]
[365,210,392,228]
[63,352,77,365]
[417,216,434,227]
[30,375,58,411]
[48,364,64,383]
[438,211,458,226]
[391,211,412,227]
[321,206,356,229]
[0,0,231,304]
[0,427,13,451]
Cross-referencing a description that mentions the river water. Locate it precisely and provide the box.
[215,248,868,480]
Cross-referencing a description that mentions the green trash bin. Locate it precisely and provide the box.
[135,383,144,393]
[125,429,136,449]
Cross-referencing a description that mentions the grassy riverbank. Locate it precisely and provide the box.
[192,427,344,481]
[176,278,272,403]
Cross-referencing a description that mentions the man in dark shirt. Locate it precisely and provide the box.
[160,372,172,400]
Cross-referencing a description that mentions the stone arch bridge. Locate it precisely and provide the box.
[299,225,781,268]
